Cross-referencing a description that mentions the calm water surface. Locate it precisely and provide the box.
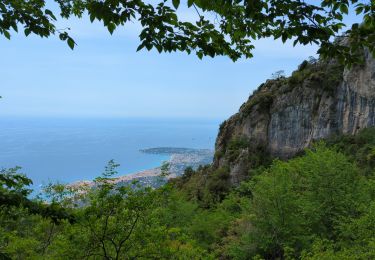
[0,117,220,187]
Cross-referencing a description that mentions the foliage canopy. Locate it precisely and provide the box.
[1,129,375,258]
[1,0,374,64]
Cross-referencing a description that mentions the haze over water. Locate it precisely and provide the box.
[0,117,220,188]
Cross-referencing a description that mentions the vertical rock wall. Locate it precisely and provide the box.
[214,50,375,184]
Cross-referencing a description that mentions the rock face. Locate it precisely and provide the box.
[214,50,375,185]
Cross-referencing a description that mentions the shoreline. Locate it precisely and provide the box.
[70,147,214,188]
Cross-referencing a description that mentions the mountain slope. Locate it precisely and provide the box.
[214,49,375,184]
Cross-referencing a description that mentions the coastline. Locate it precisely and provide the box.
[70,147,214,188]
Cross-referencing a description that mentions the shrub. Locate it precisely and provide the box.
[326,127,375,175]
[242,92,274,115]
[225,144,370,259]
[226,136,250,162]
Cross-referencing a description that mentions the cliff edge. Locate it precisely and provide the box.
[214,49,375,184]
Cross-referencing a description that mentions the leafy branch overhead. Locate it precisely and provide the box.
[0,0,374,65]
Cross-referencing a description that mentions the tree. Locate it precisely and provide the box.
[224,144,370,259]
[0,1,373,64]
[271,70,285,79]
[40,160,210,259]
[49,161,166,259]
[308,56,318,64]
[0,160,211,259]
[0,167,74,224]
[0,167,74,259]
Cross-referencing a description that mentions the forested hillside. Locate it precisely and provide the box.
[1,0,375,259]
[2,48,375,259]
[1,127,375,259]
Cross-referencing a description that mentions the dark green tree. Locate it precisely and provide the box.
[1,0,373,64]
[224,144,372,259]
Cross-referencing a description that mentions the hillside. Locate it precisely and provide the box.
[3,55,375,259]
[214,48,375,184]
[2,48,375,260]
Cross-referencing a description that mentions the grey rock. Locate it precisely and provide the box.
[214,49,375,184]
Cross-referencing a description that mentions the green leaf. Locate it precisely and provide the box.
[339,4,348,15]
[108,23,116,35]
[172,0,180,9]
[281,33,288,43]
[136,43,145,52]
[355,6,364,15]
[67,38,75,50]
[11,22,18,32]
[3,30,10,40]
[90,13,95,23]
[188,0,194,8]
[45,9,57,21]
[145,43,152,51]
[59,32,67,40]
[0,2,5,12]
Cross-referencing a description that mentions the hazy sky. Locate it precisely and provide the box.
[0,3,361,120]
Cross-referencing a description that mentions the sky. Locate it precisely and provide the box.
[0,2,362,120]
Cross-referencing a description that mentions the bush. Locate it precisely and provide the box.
[242,91,274,115]
[203,167,231,206]
[326,127,375,175]
[225,144,370,259]
[226,136,250,162]
[287,61,344,96]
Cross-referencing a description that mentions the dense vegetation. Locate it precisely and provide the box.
[2,2,374,258]
[1,128,375,259]
[1,1,374,64]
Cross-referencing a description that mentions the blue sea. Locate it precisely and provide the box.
[0,117,220,188]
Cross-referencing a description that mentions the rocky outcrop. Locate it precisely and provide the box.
[214,49,375,185]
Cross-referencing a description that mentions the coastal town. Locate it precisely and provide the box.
[71,147,214,188]
[115,147,214,187]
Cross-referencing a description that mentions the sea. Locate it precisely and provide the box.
[0,117,221,189]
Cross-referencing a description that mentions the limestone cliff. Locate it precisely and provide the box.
[214,49,375,184]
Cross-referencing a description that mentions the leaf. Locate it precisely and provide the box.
[339,4,348,15]
[145,43,152,51]
[59,32,67,40]
[3,30,10,40]
[188,0,194,8]
[281,33,288,43]
[90,13,95,23]
[172,0,180,9]
[355,6,364,15]
[0,2,5,12]
[136,43,145,52]
[67,38,75,50]
[11,22,18,32]
[45,9,57,21]
[108,23,116,35]
[156,44,162,53]
[293,39,298,47]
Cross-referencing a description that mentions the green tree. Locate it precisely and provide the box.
[0,167,73,259]
[42,160,209,259]
[0,1,373,64]
[0,167,74,224]
[225,144,370,259]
